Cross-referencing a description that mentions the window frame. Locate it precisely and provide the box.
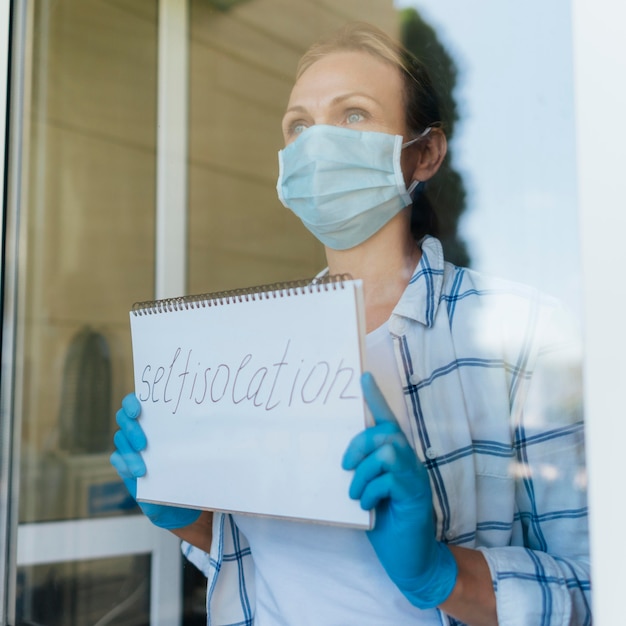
[0,1,189,624]
[573,0,626,622]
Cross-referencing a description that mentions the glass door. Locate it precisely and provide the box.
[1,1,186,624]
[187,0,400,291]
[4,0,616,623]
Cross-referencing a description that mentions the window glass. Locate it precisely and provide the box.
[188,0,581,314]
[397,0,581,316]
[17,555,151,626]
[186,0,586,622]
[5,0,584,623]
[19,0,157,525]
[14,0,158,623]
[187,0,399,291]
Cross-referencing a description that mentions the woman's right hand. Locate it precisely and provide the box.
[110,392,201,530]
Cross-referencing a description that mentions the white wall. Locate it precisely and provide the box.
[573,0,626,623]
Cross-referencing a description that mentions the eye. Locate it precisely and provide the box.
[292,122,307,135]
[346,110,365,125]
[282,119,309,141]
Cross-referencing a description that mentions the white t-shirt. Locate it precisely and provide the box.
[232,323,442,625]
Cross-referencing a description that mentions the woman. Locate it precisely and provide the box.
[112,22,590,625]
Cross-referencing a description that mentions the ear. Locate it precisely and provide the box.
[407,128,447,183]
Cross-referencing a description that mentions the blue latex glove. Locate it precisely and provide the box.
[342,372,458,610]
[110,392,201,530]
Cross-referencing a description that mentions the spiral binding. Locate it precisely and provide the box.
[131,273,354,316]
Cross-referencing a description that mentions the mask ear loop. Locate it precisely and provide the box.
[403,126,433,197]
[407,179,421,197]
[402,125,433,149]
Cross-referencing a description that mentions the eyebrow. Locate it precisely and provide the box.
[283,92,382,117]
[331,92,381,106]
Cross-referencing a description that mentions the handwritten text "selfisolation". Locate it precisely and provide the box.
[138,339,358,415]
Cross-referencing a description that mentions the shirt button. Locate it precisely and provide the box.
[409,373,420,386]
[446,529,455,540]
[425,447,437,459]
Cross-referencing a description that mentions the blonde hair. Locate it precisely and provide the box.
[296,22,442,136]
[297,22,405,80]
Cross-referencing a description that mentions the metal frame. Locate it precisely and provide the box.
[156,0,189,300]
[573,0,626,622]
[1,1,28,623]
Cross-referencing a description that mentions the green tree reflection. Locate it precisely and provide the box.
[401,8,470,267]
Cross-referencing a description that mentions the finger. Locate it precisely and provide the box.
[116,407,147,450]
[110,450,138,485]
[122,392,141,418]
[350,456,426,506]
[358,472,396,510]
[120,473,138,500]
[360,470,429,511]
[361,372,397,426]
[113,430,146,477]
[342,422,402,470]
[348,442,401,500]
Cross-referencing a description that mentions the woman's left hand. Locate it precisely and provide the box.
[342,372,458,609]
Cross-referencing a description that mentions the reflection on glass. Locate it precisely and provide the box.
[16,555,150,626]
[19,0,157,524]
[5,0,586,622]
[187,0,401,292]
[400,7,469,267]
[14,0,158,623]
[184,1,588,624]
[398,0,581,316]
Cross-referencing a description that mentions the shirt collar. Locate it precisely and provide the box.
[391,236,445,328]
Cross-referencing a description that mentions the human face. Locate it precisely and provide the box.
[282,50,409,146]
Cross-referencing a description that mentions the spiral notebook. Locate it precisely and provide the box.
[129,275,371,528]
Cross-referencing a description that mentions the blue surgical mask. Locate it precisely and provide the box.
[276,125,428,250]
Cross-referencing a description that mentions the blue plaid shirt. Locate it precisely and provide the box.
[183,236,590,625]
